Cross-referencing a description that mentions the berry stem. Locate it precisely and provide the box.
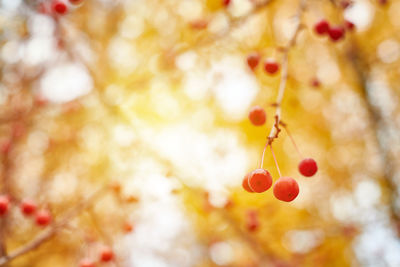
[283,125,303,158]
[269,145,282,177]
[260,142,268,169]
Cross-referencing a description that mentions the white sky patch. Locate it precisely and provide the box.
[146,124,250,193]
[123,163,202,267]
[209,241,234,266]
[377,39,400,64]
[210,56,259,121]
[344,0,375,31]
[283,230,324,254]
[23,37,57,66]
[40,62,93,103]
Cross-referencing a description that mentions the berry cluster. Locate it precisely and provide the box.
[314,19,355,42]
[246,53,280,75]
[0,197,52,226]
[243,108,318,202]
[79,247,114,267]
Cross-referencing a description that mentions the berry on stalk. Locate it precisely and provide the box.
[248,106,266,126]
[0,195,10,216]
[100,247,114,262]
[273,177,299,202]
[222,0,231,7]
[35,210,52,226]
[248,169,273,193]
[328,26,345,42]
[52,1,68,15]
[264,59,279,74]
[314,20,330,35]
[298,158,318,177]
[242,173,254,193]
[247,53,260,71]
[20,199,37,216]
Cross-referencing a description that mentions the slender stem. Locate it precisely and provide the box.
[269,145,282,177]
[260,143,269,169]
[283,125,303,158]
[259,0,306,164]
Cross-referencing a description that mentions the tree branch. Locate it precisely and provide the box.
[0,187,107,266]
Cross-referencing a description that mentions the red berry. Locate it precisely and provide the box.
[314,20,330,35]
[0,195,10,216]
[273,177,299,202]
[248,169,273,193]
[123,222,134,233]
[311,78,320,88]
[1,141,11,154]
[52,1,68,15]
[20,199,37,216]
[298,158,318,177]
[242,173,254,193]
[79,259,96,267]
[35,210,52,226]
[100,247,114,262]
[328,26,345,42]
[246,53,260,71]
[69,0,84,4]
[248,106,266,126]
[340,0,352,8]
[223,0,231,7]
[263,59,279,74]
[378,0,388,5]
[345,20,355,31]
[246,210,259,232]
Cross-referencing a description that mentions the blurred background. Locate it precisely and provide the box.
[1,0,400,266]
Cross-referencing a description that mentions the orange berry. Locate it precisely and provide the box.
[273,177,299,202]
[248,106,266,126]
[248,169,272,193]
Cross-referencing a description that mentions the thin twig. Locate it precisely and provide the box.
[259,0,306,167]
[0,187,107,266]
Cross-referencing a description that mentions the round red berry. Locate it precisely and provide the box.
[314,20,330,35]
[20,199,37,216]
[345,20,355,31]
[52,1,68,15]
[124,222,134,233]
[248,169,273,193]
[1,141,11,154]
[79,259,95,267]
[298,158,318,177]
[273,177,299,202]
[35,210,52,226]
[246,53,260,71]
[100,247,114,262]
[223,0,231,7]
[69,0,84,4]
[340,0,352,8]
[248,106,266,126]
[242,173,254,193]
[264,59,279,74]
[246,211,259,232]
[0,195,10,216]
[311,78,320,88]
[328,26,345,42]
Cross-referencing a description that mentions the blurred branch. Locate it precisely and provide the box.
[347,46,400,235]
[260,0,306,167]
[0,187,107,266]
[176,0,275,54]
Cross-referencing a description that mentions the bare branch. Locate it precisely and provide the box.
[0,187,107,266]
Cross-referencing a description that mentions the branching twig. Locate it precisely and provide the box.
[0,187,107,266]
[259,0,306,168]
